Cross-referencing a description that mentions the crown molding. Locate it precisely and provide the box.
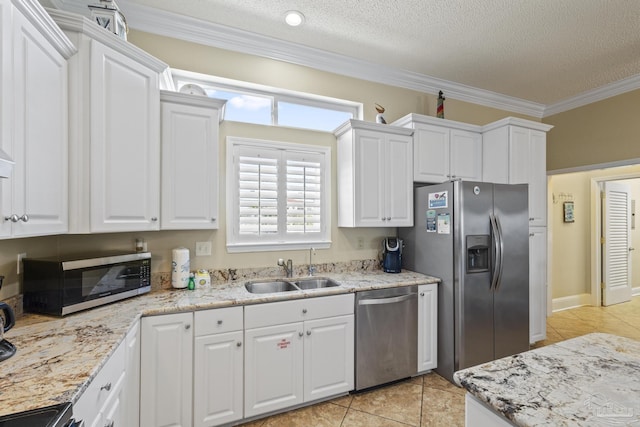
[116,1,547,118]
[12,0,77,58]
[543,74,640,117]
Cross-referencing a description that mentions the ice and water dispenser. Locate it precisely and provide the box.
[466,235,489,273]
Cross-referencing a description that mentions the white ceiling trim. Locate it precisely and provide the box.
[543,74,640,117]
[117,1,547,118]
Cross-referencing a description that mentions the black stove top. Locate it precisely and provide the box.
[0,402,75,427]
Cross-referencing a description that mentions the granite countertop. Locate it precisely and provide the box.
[0,269,437,417]
[454,333,640,426]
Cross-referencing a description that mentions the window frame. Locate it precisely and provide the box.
[172,69,363,131]
[226,136,332,253]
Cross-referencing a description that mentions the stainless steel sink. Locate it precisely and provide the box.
[244,280,300,294]
[294,277,340,290]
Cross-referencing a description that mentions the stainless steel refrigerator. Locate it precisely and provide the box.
[399,180,529,383]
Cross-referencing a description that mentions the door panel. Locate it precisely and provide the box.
[602,181,632,306]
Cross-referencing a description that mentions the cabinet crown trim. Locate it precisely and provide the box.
[46,8,168,72]
[160,90,227,117]
[333,119,414,138]
[392,113,483,133]
[13,0,77,59]
[481,117,554,133]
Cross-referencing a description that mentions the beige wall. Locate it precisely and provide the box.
[0,30,537,301]
[544,89,640,172]
[549,165,640,300]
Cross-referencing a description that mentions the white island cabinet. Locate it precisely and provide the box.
[47,9,168,233]
[392,114,483,184]
[244,294,354,417]
[160,91,226,230]
[140,312,193,427]
[0,0,75,239]
[335,119,413,227]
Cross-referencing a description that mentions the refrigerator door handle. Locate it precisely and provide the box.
[489,214,500,291]
[494,215,505,291]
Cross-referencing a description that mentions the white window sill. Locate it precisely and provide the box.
[227,241,331,253]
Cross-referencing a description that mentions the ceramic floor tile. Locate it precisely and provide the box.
[341,409,413,427]
[260,402,347,427]
[421,388,465,427]
[329,394,353,408]
[423,372,464,395]
[350,380,423,425]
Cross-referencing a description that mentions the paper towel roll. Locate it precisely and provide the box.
[172,247,190,289]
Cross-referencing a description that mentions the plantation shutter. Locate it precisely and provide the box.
[237,147,279,236]
[286,153,322,234]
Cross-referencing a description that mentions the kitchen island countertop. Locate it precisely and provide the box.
[0,269,437,417]
[454,333,640,426]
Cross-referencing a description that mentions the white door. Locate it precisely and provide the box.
[602,181,633,306]
[417,283,438,372]
[194,331,243,427]
[303,315,354,402]
[140,312,193,427]
[244,323,304,417]
[354,130,385,226]
[413,124,450,183]
[385,134,413,227]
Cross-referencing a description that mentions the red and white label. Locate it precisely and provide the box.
[277,339,291,349]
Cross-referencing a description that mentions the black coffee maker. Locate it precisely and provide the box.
[382,237,403,273]
[0,276,16,363]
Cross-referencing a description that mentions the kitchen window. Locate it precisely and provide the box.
[173,69,361,132]
[226,137,331,252]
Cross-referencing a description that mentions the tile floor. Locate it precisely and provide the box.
[240,297,640,427]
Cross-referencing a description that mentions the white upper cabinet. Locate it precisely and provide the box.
[160,91,226,230]
[393,114,482,183]
[48,9,168,233]
[482,118,553,227]
[335,119,413,227]
[0,0,76,239]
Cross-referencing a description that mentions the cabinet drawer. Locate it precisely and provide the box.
[194,306,243,337]
[74,338,126,423]
[245,294,354,329]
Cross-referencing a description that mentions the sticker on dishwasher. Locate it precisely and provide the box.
[277,339,291,349]
[426,210,437,232]
[437,213,451,234]
[428,191,448,208]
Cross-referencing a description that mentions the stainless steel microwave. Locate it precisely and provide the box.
[23,252,151,316]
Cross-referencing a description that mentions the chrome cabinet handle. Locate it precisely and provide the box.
[298,332,303,337]
[4,214,18,222]
[100,382,111,391]
[306,330,311,336]
[104,420,114,427]
[236,341,242,347]
[151,217,158,222]
[211,218,216,222]
[420,292,425,296]
[217,320,223,325]
[185,324,191,330]
[302,308,307,314]
[19,214,28,222]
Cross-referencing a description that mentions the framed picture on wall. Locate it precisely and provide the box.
[563,201,575,223]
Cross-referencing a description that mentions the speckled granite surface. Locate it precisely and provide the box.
[454,333,640,426]
[0,269,437,417]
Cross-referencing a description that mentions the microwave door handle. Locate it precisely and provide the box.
[489,214,500,291]
[494,215,505,291]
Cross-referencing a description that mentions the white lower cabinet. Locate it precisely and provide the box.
[417,283,438,372]
[529,227,547,343]
[244,294,354,418]
[124,321,141,427]
[193,307,244,427]
[140,312,193,427]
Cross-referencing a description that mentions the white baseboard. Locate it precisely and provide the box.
[552,293,592,312]
[633,287,640,297]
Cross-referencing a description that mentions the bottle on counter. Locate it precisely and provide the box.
[188,273,195,290]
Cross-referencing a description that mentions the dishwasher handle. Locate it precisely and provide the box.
[358,293,415,306]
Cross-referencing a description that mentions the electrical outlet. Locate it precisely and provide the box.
[17,253,26,274]
[195,241,212,256]
[357,237,364,250]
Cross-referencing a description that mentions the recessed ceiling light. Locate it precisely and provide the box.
[285,10,305,27]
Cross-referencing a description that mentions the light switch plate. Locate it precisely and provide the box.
[195,241,212,256]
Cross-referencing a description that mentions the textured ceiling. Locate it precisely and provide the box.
[116,0,640,104]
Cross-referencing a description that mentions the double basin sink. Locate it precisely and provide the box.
[245,277,340,294]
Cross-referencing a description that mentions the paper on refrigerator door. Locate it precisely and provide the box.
[437,213,451,234]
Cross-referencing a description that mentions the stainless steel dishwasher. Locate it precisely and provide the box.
[355,285,417,390]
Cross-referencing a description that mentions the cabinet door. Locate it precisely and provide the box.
[450,130,482,181]
[528,131,547,227]
[124,322,140,427]
[90,40,160,232]
[413,124,449,183]
[101,370,126,427]
[303,315,354,402]
[507,126,530,185]
[385,134,413,227]
[161,101,219,230]
[529,227,547,343]
[140,312,193,427]
[417,283,438,372]
[194,331,243,427]
[354,129,385,226]
[244,323,304,417]
[10,10,68,237]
